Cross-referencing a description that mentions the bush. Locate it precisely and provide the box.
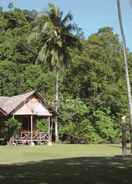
[5,117,21,142]
[37,119,48,132]
[93,110,119,143]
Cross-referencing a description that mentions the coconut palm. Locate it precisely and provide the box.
[117,0,132,154]
[30,4,80,142]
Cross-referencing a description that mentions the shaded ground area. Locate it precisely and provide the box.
[0,156,132,184]
[0,144,131,184]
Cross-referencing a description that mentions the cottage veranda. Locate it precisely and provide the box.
[0,91,53,145]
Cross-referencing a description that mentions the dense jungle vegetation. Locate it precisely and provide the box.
[0,6,132,143]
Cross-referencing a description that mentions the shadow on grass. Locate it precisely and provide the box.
[0,156,132,184]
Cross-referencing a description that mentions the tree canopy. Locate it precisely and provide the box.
[0,7,132,143]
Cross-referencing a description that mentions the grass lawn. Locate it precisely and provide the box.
[0,144,132,184]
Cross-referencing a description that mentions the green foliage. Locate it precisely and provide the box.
[5,117,21,138]
[93,110,119,143]
[59,96,100,143]
[37,119,48,132]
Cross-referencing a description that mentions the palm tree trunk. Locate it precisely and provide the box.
[55,70,59,142]
[117,0,132,154]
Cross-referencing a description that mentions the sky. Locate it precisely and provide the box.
[0,0,132,51]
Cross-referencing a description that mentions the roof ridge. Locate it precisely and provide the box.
[9,90,36,98]
[0,90,36,114]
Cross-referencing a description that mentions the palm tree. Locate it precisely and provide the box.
[30,4,80,142]
[117,0,132,154]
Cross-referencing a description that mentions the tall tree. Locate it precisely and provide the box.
[30,4,80,142]
[117,0,132,154]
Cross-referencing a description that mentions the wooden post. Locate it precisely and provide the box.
[48,117,52,146]
[30,115,34,146]
[122,116,127,156]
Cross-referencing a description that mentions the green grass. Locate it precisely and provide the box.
[0,144,132,184]
[0,144,121,164]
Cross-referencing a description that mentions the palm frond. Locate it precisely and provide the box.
[64,23,77,33]
[27,29,40,44]
[62,12,73,25]
[31,3,81,68]
[48,4,60,18]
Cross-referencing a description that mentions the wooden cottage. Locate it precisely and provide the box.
[0,91,53,145]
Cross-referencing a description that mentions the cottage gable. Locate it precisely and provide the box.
[0,91,52,117]
[14,96,51,116]
[0,91,35,115]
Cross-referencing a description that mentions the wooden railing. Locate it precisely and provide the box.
[14,131,49,145]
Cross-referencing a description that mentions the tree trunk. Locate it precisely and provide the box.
[117,0,132,154]
[122,116,127,156]
[55,70,59,142]
[48,117,52,145]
